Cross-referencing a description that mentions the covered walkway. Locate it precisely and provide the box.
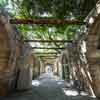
[0,72,97,100]
[0,0,100,99]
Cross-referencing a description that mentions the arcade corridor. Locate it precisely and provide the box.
[0,0,100,99]
[0,72,98,100]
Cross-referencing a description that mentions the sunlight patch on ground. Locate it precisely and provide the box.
[65,81,73,87]
[62,88,79,96]
[32,80,40,87]
[80,91,88,96]
[57,81,63,85]
[56,79,64,81]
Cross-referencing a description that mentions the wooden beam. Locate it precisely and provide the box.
[10,19,85,25]
[24,40,72,43]
[41,57,56,59]
[33,52,58,54]
[38,55,58,57]
[32,47,65,49]
[38,55,59,58]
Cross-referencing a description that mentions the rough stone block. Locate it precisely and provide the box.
[0,81,8,96]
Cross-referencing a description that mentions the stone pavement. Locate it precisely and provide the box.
[0,73,98,100]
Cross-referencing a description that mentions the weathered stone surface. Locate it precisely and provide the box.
[85,1,100,97]
[0,14,16,96]
[87,51,100,58]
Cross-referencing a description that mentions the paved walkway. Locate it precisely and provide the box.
[0,73,98,100]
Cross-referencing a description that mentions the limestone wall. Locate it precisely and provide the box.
[0,13,16,96]
[61,0,100,97]
[85,1,100,97]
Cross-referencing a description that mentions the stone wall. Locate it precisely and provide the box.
[32,55,41,79]
[0,12,38,95]
[0,13,16,96]
[85,1,100,97]
[61,0,100,97]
